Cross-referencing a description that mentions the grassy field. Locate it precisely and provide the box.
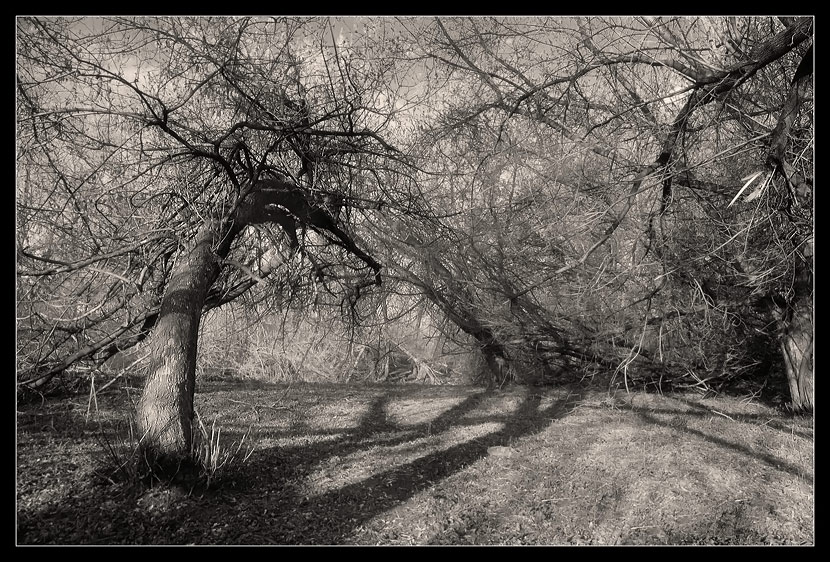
[17,379,813,545]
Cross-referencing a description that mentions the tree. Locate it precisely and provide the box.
[17,16,813,473]
[17,16,432,462]
[402,16,813,405]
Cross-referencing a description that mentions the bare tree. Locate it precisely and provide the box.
[17,16,431,462]
[402,16,812,406]
[17,17,813,475]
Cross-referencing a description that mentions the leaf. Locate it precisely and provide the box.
[728,171,764,208]
[744,173,771,202]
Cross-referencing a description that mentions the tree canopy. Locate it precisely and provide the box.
[17,16,813,432]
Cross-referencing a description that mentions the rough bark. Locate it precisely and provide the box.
[779,296,813,412]
[766,41,813,412]
[777,233,813,412]
[136,221,223,461]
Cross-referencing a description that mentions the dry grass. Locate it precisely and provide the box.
[16,379,813,545]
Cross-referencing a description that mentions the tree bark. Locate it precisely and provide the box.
[777,234,813,412]
[766,41,813,412]
[779,296,813,412]
[136,220,224,461]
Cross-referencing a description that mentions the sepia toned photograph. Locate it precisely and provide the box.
[16,16,813,545]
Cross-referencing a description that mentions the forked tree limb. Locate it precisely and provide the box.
[652,18,812,208]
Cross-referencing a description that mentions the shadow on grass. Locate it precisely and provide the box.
[17,385,581,544]
[608,394,812,480]
[669,394,814,439]
[17,396,140,444]
[217,386,582,543]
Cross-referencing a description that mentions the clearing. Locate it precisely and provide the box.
[17,380,813,545]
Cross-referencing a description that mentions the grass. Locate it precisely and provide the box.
[16,379,814,545]
[85,407,255,493]
[192,411,256,488]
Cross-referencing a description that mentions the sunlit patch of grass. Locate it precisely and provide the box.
[385,396,469,426]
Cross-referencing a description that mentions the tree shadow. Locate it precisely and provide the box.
[609,394,812,480]
[266,384,576,544]
[262,386,491,462]
[250,390,576,544]
[17,385,582,544]
[671,394,814,439]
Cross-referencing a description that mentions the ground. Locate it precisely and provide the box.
[16,379,814,545]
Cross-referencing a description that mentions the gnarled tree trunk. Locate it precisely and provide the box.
[765,40,813,413]
[134,180,381,462]
[136,220,224,462]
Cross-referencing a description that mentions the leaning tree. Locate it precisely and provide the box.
[399,16,813,408]
[17,16,814,471]
[17,16,435,462]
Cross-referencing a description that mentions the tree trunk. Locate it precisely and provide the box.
[780,297,813,412]
[781,233,813,412]
[482,346,511,390]
[764,40,813,412]
[136,221,224,461]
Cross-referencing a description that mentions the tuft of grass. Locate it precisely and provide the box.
[191,411,256,488]
[91,408,256,492]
